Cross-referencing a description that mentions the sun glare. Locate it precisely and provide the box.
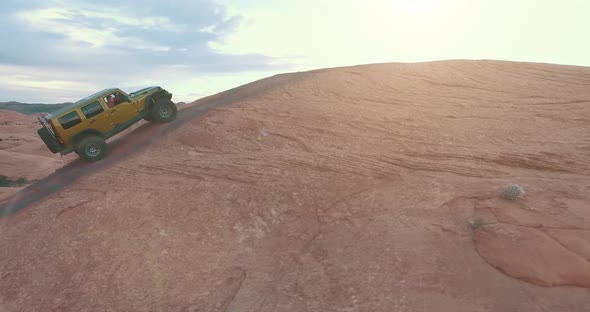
[399,0,438,11]
[384,0,440,14]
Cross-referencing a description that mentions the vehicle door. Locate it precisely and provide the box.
[56,101,113,146]
[79,100,113,133]
[102,91,140,131]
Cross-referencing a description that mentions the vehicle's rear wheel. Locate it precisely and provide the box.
[76,136,109,162]
[151,99,177,123]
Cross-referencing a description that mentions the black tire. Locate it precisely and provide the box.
[76,136,109,162]
[151,99,177,123]
[143,115,154,122]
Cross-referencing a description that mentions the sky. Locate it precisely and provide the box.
[1,0,589,103]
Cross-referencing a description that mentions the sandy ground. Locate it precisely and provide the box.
[0,111,75,200]
[0,60,589,311]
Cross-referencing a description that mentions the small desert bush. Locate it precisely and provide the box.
[503,183,525,200]
[469,217,486,231]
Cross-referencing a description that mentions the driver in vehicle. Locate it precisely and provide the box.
[107,94,116,108]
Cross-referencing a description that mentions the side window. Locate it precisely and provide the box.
[58,111,82,130]
[81,100,104,118]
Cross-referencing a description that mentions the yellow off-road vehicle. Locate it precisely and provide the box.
[36,86,177,162]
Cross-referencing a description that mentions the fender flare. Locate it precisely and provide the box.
[70,129,104,147]
[145,90,173,113]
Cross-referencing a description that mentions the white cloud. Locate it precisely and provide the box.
[1,1,284,103]
[15,6,173,51]
[199,25,217,33]
[79,8,178,31]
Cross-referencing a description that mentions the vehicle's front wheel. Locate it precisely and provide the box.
[76,136,109,162]
[151,99,177,123]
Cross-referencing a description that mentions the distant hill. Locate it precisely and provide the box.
[0,102,71,115]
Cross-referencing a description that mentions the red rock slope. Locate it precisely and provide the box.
[0,110,75,201]
[0,60,589,311]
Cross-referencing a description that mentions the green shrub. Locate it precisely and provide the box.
[0,176,33,187]
[15,177,28,186]
[469,217,486,231]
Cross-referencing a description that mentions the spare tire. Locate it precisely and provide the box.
[37,127,60,153]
